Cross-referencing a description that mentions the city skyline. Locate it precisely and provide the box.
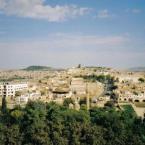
[0,0,145,69]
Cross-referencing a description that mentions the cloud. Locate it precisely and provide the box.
[96,9,113,19]
[0,33,144,69]
[0,28,7,35]
[0,33,128,52]
[0,0,90,22]
[0,31,6,35]
[132,9,141,14]
[125,8,141,14]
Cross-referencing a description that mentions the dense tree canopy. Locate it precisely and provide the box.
[0,101,145,145]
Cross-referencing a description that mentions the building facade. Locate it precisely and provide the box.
[70,78,86,95]
[0,82,28,97]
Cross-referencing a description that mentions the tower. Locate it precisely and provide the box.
[1,82,8,113]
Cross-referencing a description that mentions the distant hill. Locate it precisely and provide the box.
[23,66,52,71]
[128,67,145,72]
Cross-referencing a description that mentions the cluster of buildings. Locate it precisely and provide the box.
[48,77,87,104]
[0,66,145,108]
[0,77,89,107]
[0,82,42,106]
[115,72,145,103]
[119,92,145,102]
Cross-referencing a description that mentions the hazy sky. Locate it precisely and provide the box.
[0,0,145,69]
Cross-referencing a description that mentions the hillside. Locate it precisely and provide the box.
[23,65,52,71]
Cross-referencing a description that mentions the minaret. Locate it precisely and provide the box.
[86,83,90,110]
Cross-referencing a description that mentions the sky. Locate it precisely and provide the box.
[0,0,145,69]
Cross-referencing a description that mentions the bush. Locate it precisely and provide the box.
[138,78,145,83]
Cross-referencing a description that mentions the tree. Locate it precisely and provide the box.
[39,80,42,83]
[40,89,46,96]
[0,101,144,144]
[104,101,115,108]
[138,78,145,83]
[80,124,106,145]
[80,104,87,111]
[1,96,7,114]
[77,64,81,68]
[21,101,50,145]
[63,98,74,107]
[3,125,22,145]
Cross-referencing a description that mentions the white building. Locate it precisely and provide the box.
[117,75,139,83]
[15,92,41,104]
[0,82,28,97]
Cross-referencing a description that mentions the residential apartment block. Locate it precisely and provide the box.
[0,82,28,97]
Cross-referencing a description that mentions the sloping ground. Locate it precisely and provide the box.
[132,103,145,118]
[119,102,145,118]
[121,104,136,115]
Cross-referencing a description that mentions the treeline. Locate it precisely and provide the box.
[82,74,115,83]
[0,101,145,145]
[0,76,25,82]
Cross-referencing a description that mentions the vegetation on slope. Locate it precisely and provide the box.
[23,65,52,71]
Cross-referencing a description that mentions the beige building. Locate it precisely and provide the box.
[70,78,86,96]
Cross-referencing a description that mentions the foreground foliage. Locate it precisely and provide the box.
[0,101,145,145]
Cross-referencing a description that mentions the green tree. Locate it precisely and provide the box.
[0,101,144,145]
[1,96,7,114]
[21,101,50,145]
[138,78,145,83]
[63,98,74,107]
